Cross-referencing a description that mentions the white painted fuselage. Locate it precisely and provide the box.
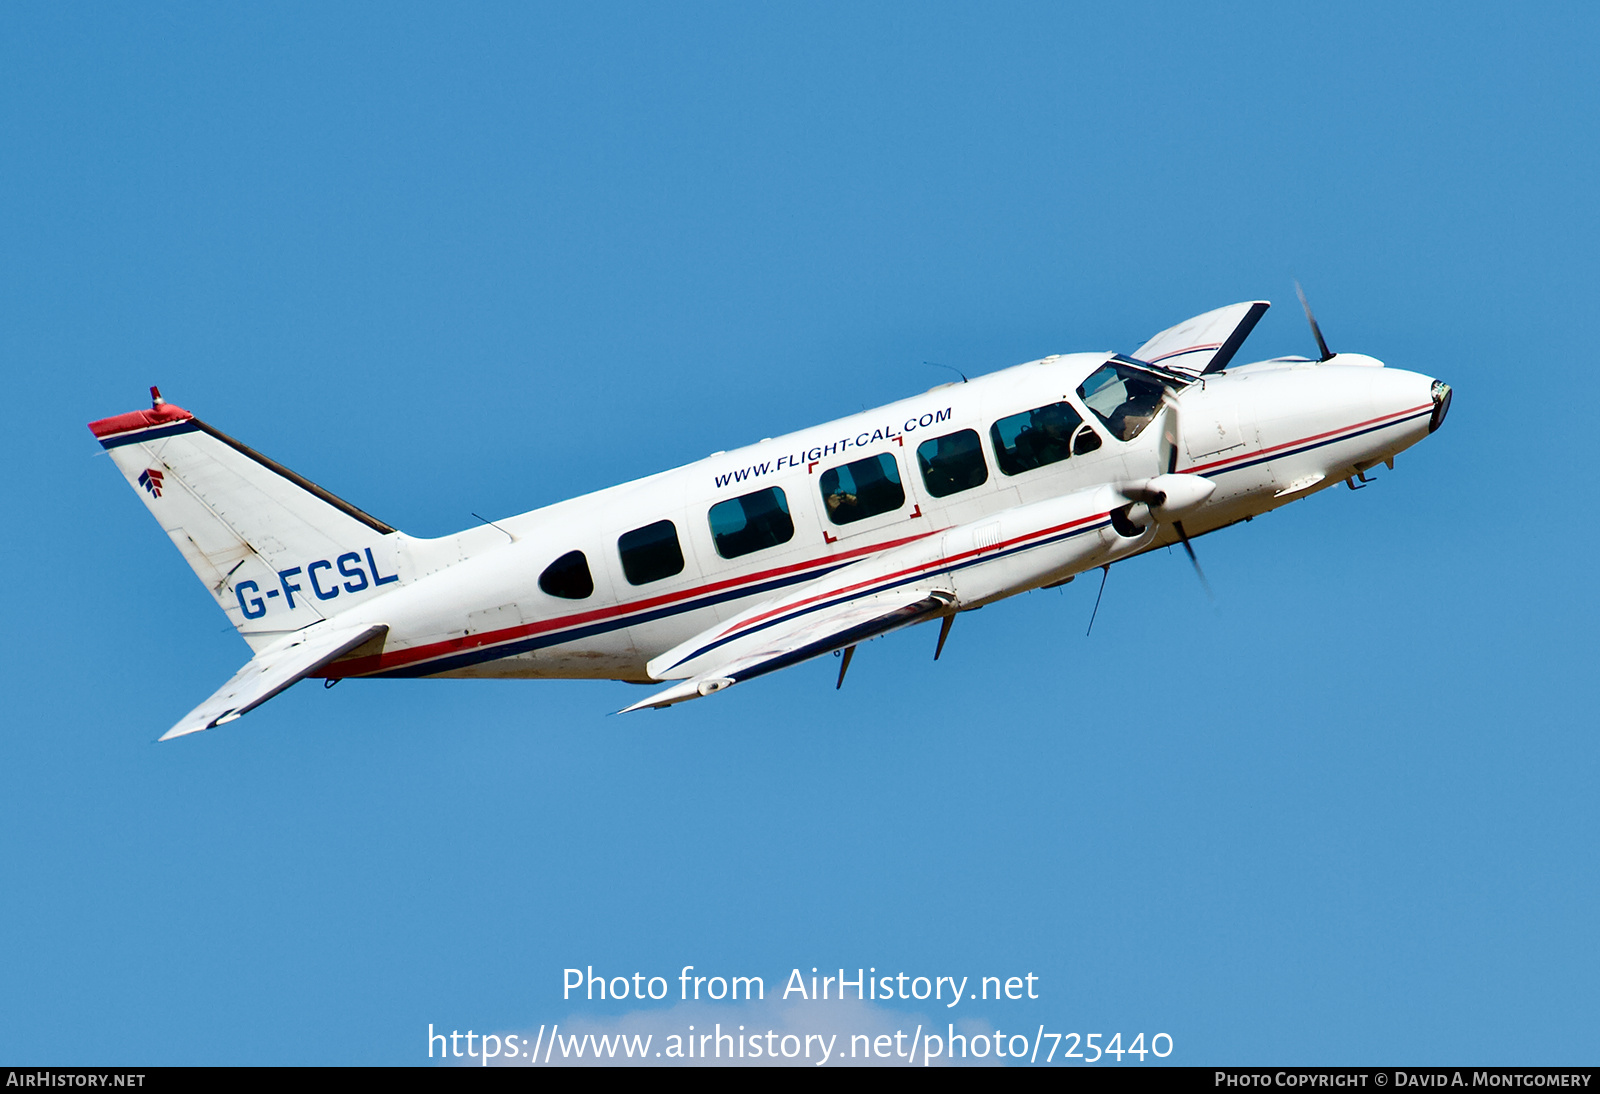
[314,351,1442,684]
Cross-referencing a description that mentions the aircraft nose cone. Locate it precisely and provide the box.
[1429,379,1453,433]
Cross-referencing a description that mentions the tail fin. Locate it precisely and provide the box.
[90,388,405,650]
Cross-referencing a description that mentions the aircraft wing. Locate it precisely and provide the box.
[1131,300,1269,377]
[160,621,388,741]
[618,582,953,713]
[619,481,1150,713]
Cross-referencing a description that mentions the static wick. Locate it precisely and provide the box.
[924,361,969,383]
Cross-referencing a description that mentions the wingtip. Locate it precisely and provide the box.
[617,694,678,715]
[617,677,733,713]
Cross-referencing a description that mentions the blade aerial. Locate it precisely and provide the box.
[1172,521,1214,601]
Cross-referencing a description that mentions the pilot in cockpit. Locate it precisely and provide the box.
[1110,377,1165,441]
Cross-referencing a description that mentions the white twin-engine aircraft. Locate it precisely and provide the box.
[92,297,1451,740]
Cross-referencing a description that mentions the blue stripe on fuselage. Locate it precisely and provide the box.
[1196,408,1430,478]
[324,411,1433,680]
[661,517,1114,671]
[363,558,857,678]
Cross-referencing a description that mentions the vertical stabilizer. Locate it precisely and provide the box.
[89,390,405,650]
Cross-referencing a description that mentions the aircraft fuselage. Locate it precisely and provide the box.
[306,351,1444,684]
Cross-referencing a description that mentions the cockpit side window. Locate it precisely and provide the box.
[708,486,794,559]
[819,453,905,525]
[538,550,594,599]
[917,429,989,498]
[618,520,685,586]
[989,401,1091,476]
[1077,362,1167,442]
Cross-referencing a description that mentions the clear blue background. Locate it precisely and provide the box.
[2,1,1595,1065]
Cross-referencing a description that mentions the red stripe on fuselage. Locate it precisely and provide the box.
[329,404,1433,678]
[327,526,940,677]
[714,509,1112,641]
[1184,403,1431,475]
[637,402,1436,659]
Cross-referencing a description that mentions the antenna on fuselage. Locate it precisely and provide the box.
[924,361,969,383]
[471,512,518,543]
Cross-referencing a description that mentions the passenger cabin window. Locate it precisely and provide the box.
[989,401,1099,476]
[538,550,593,599]
[820,453,905,525]
[1077,362,1166,441]
[916,429,989,498]
[708,486,794,560]
[618,520,685,586]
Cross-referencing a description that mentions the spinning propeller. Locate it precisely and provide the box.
[1124,403,1214,598]
[1130,277,1340,600]
[1294,279,1336,362]
[1162,406,1212,598]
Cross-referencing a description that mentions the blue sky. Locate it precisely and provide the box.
[2,1,1596,1065]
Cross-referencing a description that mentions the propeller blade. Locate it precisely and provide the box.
[1160,403,1180,475]
[1173,521,1214,601]
[1294,279,1335,362]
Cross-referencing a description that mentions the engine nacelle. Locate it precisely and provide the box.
[939,484,1155,608]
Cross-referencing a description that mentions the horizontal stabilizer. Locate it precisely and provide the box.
[1132,301,1269,377]
[160,622,388,741]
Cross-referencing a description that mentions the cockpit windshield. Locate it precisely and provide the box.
[1076,360,1168,442]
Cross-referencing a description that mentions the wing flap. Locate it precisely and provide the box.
[618,589,951,713]
[1132,300,1269,376]
[160,622,388,741]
